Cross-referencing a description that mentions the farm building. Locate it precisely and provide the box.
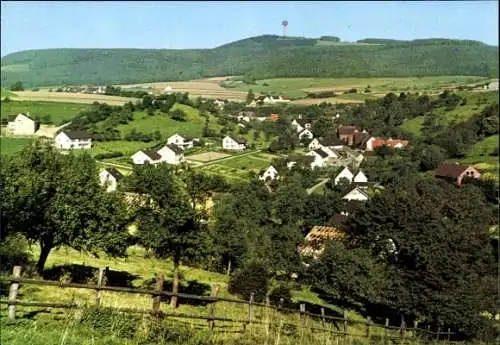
[7,113,40,135]
[157,144,184,165]
[222,136,247,150]
[131,149,163,165]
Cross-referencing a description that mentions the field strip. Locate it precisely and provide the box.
[11,91,135,105]
[247,155,273,163]
[193,150,262,168]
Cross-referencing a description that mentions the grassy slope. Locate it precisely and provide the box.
[1,137,34,155]
[1,100,91,124]
[2,35,497,87]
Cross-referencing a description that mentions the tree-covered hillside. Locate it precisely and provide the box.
[1,35,498,87]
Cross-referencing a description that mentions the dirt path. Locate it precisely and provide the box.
[306,178,330,195]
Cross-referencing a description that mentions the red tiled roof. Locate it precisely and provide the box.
[435,163,471,178]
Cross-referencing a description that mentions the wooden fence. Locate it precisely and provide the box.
[1,266,456,343]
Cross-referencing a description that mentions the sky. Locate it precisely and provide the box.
[1,1,498,56]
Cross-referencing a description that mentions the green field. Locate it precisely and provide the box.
[223,76,490,99]
[1,100,91,124]
[198,153,274,181]
[1,137,33,156]
[0,88,17,98]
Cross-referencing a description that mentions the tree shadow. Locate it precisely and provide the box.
[42,264,138,287]
[141,278,211,306]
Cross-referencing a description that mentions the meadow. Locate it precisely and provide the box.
[1,99,91,124]
[1,137,34,156]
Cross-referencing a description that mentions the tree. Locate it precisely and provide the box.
[170,109,187,121]
[10,81,24,91]
[246,89,255,104]
[3,141,131,273]
[228,260,269,302]
[345,177,498,338]
[123,163,207,308]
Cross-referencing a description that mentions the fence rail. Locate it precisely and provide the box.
[1,266,455,343]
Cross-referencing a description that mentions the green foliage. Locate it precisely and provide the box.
[94,151,124,160]
[10,81,24,91]
[228,260,270,302]
[269,283,293,307]
[80,308,139,339]
[2,36,498,87]
[0,233,34,274]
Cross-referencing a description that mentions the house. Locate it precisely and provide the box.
[260,165,279,181]
[222,136,247,150]
[487,81,499,91]
[352,132,373,149]
[353,171,368,183]
[7,113,40,135]
[214,99,226,109]
[342,186,370,202]
[307,149,329,169]
[237,114,251,123]
[435,163,481,186]
[54,130,92,150]
[99,167,123,192]
[319,135,344,149]
[131,149,163,165]
[292,119,312,133]
[167,133,195,150]
[298,129,314,141]
[270,113,280,122]
[300,224,345,257]
[286,155,315,170]
[164,86,173,94]
[157,144,185,165]
[365,137,410,151]
[334,167,354,185]
[337,125,361,146]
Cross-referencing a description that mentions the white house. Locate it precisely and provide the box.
[7,113,39,135]
[487,81,499,91]
[157,144,184,165]
[342,187,369,202]
[99,167,123,192]
[167,133,194,150]
[222,136,247,150]
[54,130,92,150]
[353,171,368,183]
[334,167,354,185]
[164,86,173,94]
[308,138,323,151]
[307,149,329,169]
[260,165,279,181]
[131,149,163,165]
[298,129,314,141]
[237,115,251,123]
[291,119,312,134]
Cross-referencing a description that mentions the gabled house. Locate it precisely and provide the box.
[308,137,343,155]
[334,167,355,185]
[342,186,370,202]
[298,129,314,141]
[435,163,481,186]
[307,148,330,169]
[167,133,195,150]
[365,137,410,151]
[260,165,279,181]
[131,149,163,165]
[352,132,373,150]
[292,119,312,133]
[7,113,40,135]
[55,130,92,150]
[337,125,361,146]
[99,167,124,192]
[353,170,368,183]
[286,155,315,170]
[222,136,247,150]
[157,144,185,165]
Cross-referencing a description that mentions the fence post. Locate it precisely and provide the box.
[300,303,306,327]
[400,316,406,344]
[413,320,418,339]
[152,273,164,315]
[447,327,451,342]
[8,266,22,321]
[426,325,431,344]
[246,292,254,331]
[207,284,220,331]
[265,297,271,339]
[95,267,106,309]
[365,316,371,339]
[436,326,441,341]
[384,318,389,345]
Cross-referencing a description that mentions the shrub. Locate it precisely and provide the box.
[228,260,269,302]
[0,234,34,275]
[94,151,124,160]
[80,308,138,338]
[269,283,293,308]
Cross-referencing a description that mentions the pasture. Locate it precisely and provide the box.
[1,100,91,124]
[186,151,231,162]
[0,137,33,156]
[9,90,134,105]
[222,75,489,100]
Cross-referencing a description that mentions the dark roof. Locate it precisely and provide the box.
[7,115,16,121]
[353,132,372,147]
[319,135,344,147]
[167,144,183,155]
[142,149,162,161]
[296,119,310,127]
[235,137,247,144]
[287,155,315,163]
[327,213,349,227]
[338,125,360,135]
[314,148,329,158]
[105,167,123,181]
[342,186,369,199]
[178,133,194,141]
[435,163,471,178]
[62,130,92,140]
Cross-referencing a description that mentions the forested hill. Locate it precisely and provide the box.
[2,35,498,87]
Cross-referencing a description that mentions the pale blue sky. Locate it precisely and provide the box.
[1,1,498,56]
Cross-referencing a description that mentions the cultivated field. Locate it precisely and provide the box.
[186,151,231,162]
[198,153,275,181]
[118,77,247,101]
[9,91,134,105]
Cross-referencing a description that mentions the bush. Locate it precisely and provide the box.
[80,308,138,338]
[228,260,269,302]
[269,284,293,308]
[0,234,34,275]
[94,151,124,160]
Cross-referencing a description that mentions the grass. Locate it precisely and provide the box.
[1,100,91,124]
[0,244,419,345]
[92,140,158,156]
[1,137,34,156]
[222,76,489,99]
[9,91,134,105]
[1,88,17,98]
[400,116,426,136]
[197,153,275,181]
